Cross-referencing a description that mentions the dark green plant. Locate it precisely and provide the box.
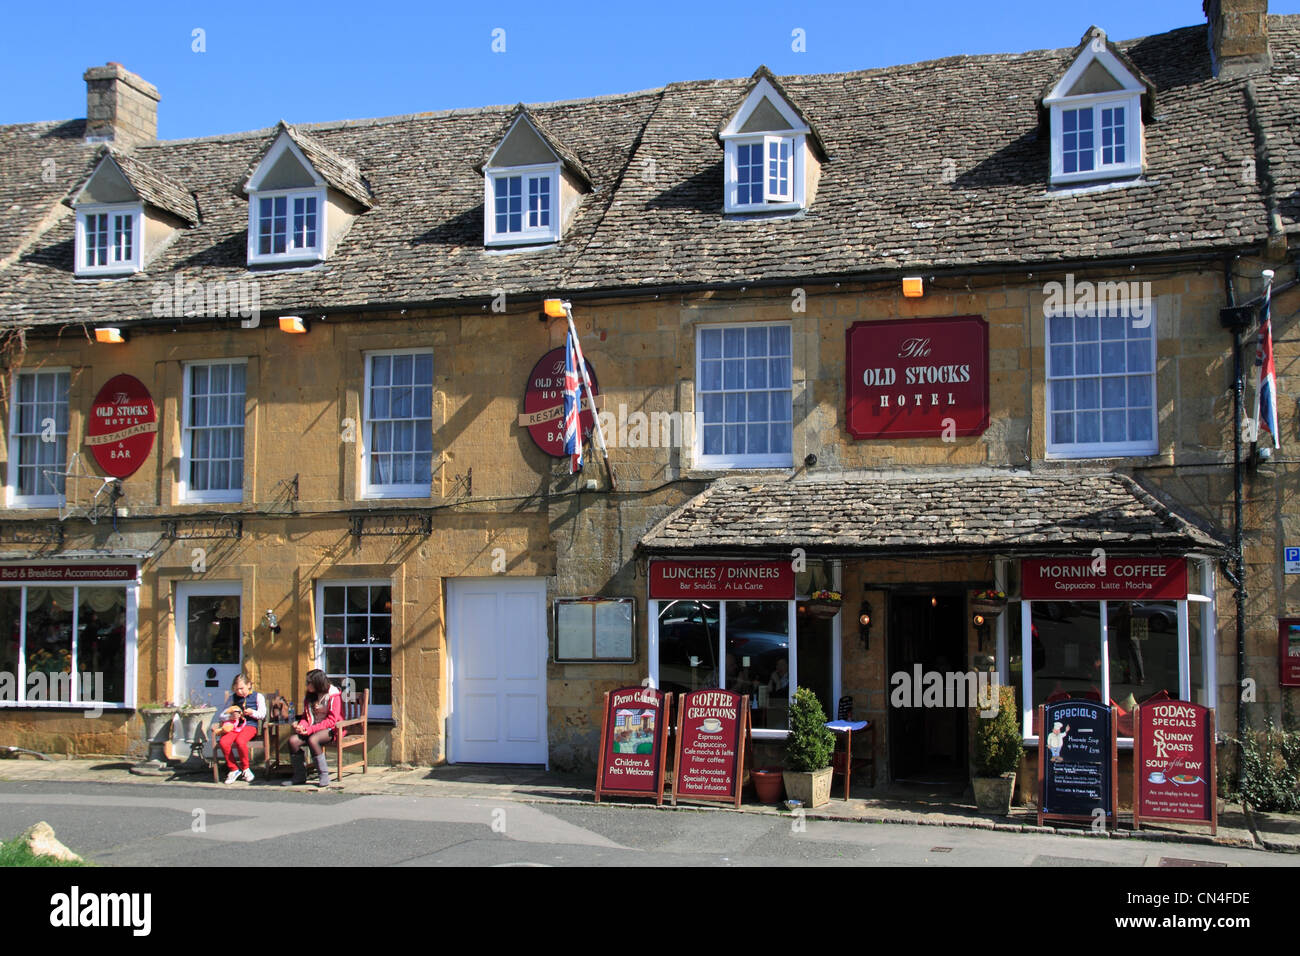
[973,685,1022,777]
[1231,719,1300,813]
[784,687,835,772]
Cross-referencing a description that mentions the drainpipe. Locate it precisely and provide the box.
[1219,259,1249,792]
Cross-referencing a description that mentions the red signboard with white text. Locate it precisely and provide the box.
[0,565,137,582]
[845,316,989,439]
[595,686,669,804]
[672,688,749,809]
[1280,619,1300,687]
[1132,700,1216,834]
[648,560,794,600]
[85,374,158,479]
[1021,557,1187,601]
[520,347,599,457]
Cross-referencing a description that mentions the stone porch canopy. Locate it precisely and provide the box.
[637,471,1227,558]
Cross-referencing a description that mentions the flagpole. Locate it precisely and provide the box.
[1250,269,1274,457]
[563,304,617,491]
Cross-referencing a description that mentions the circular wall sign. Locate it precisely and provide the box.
[521,347,599,457]
[85,374,158,479]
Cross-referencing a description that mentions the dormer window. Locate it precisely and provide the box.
[718,67,827,215]
[76,203,142,274]
[487,164,559,244]
[1042,27,1152,186]
[66,147,196,277]
[479,105,591,248]
[242,121,372,267]
[253,188,323,260]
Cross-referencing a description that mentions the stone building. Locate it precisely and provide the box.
[0,3,1295,800]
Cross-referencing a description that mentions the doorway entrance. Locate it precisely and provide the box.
[887,592,967,783]
[174,582,243,756]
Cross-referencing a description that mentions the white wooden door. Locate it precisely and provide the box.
[175,582,242,755]
[448,578,547,764]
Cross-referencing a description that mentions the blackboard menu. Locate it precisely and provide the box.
[1038,699,1116,827]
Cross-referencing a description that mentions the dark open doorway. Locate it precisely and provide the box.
[887,592,967,784]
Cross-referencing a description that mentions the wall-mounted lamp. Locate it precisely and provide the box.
[972,611,989,650]
[278,316,308,334]
[263,609,281,634]
[930,595,938,608]
[543,298,572,318]
[858,600,873,651]
[95,327,126,344]
[902,276,924,298]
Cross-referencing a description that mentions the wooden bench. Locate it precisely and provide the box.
[210,723,270,783]
[326,687,369,780]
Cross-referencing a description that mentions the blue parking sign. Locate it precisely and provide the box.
[1286,547,1300,575]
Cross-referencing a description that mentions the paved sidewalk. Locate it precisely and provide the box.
[2,754,1296,854]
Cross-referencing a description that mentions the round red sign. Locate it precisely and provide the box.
[85,374,158,479]
[521,347,599,457]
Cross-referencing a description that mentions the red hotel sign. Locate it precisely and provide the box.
[520,347,599,458]
[85,374,158,479]
[1022,557,1187,601]
[845,316,989,439]
[649,560,794,600]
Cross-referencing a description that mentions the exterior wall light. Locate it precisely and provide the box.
[95,327,126,343]
[902,276,924,298]
[278,316,308,334]
[263,609,281,634]
[858,601,872,650]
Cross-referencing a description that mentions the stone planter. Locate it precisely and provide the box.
[783,767,833,809]
[972,772,1017,815]
[176,707,217,773]
[751,767,785,804]
[130,707,178,776]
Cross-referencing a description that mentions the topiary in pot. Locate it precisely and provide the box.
[783,687,837,808]
[972,684,1022,815]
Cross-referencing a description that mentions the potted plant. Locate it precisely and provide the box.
[970,588,1008,618]
[130,701,178,776]
[972,684,1022,815]
[782,687,836,808]
[804,589,843,620]
[176,693,218,772]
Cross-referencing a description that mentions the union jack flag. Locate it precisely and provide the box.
[1257,285,1281,449]
[563,328,584,473]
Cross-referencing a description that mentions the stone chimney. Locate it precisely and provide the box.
[83,63,159,145]
[1204,0,1271,77]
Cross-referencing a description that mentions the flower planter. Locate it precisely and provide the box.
[804,599,842,620]
[176,707,217,773]
[783,767,833,809]
[130,707,178,776]
[970,598,1007,617]
[972,772,1017,816]
[751,767,785,804]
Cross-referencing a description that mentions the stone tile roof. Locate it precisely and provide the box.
[477,104,594,188]
[240,121,374,209]
[63,146,199,224]
[2,17,1299,328]
[638,471,1227,555]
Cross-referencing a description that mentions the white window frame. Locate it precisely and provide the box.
[179,359,247,504]
[74,202,143,276]
[0,576,139,711]
[1048,95,1142,184]
[694,322,795,470]
[315,578,393,720]
[1015,594,1208,747]
[723,134,805,213]
[483,162,561,246]
[1044,305,1157,459]
[360,348,434,499]
[246,186,326,265]
[6,368,70,509]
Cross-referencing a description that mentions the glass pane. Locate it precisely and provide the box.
[657,600,720,698]
[1050,380,1073,411]
[0,590,19,693]
[1050,346,1073,376]
[701,360,722,391]
[186,594,241,665]
[796,613,834,724]
[700,328,722,360]
[25,587,74,701]
[323,615,346,644]
[1052,412,1074,444]
[726,601,790,731]
[1029,601,1101,736]
[1108,602,1181,738]
[1102,409,1127,442]
[78,588,127,703]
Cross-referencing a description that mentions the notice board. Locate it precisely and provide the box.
[1133,701,1216,835]
[671,689,751,809]
[1038,699,1117,828]
[595,686,670,804]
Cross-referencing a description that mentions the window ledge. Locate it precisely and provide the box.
[1045,175,1148,197]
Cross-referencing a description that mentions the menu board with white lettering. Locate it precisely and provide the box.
[671,689,750,809]
[1038,699,1117,827]
[595,686,670,805]
[1133,702,1216,834]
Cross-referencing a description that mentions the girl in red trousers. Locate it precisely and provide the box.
[282,669,344,787]
[217,674,266,784]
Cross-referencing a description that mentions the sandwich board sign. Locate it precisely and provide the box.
[1132,701,1216,835]
[671,688,751,809]
[595,686,670,805]
[1037,699,1117,829]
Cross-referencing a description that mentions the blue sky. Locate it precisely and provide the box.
[4,1,1299,139]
